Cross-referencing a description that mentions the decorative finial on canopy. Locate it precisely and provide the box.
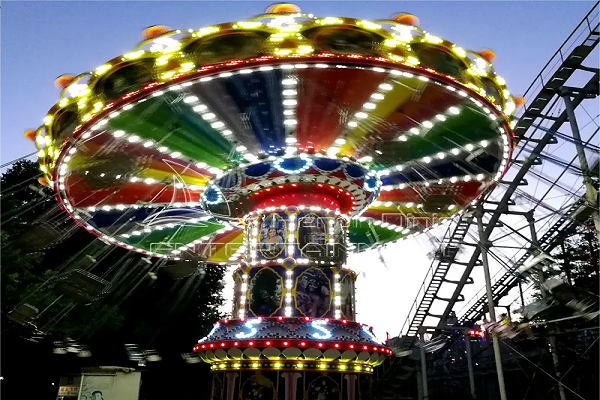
[266,3,301,14]
[24,130,37,141]
[142,25,172,40]
[54,75,75,89]
[392,13,420,26]
[478,49,496,62]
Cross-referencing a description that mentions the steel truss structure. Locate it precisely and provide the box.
[385,5,600,399]
[400,2,599,345]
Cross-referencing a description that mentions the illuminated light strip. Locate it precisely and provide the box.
[273,155,313,174]
[207,361,376,373]
[369,200,424,209]
[57,152,231,260]
[334,272,342,319]
[54,150,210,260]
[404,104,462,138]
[63,213,188,260]
[124,221,230,239]
[84,201,204,214]
[281,72,298,152]
[239,272,248,319]
[355,216,411,234]
[379,172,491,191]
[285,269,294,317]
[46,46,515,146]
[46,60,513,256]
[181,81,238,144]
[198,322,220,343]
[201,184,226,205]
[247,257,310,267]
[377,139,499,177]
[73,170,208,190]
[360,214,458,251]
[246,183,359,216]
[229,245,246,262]
[52,61,512,183]
[342,76,397,140]
[86,124,223,178]
[197,338,392,354]
[250,219,259,264]
[244,206,345,220]
[235,318,261,338]
[287,213,296,260]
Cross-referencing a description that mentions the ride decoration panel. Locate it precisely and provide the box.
[231,265,356,320]
[192,317,391,372]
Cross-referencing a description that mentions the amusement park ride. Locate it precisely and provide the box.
[23,3,598,400]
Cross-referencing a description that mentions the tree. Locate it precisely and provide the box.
[1,160,227,400]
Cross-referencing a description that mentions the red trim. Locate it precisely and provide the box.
[194,338,393,355]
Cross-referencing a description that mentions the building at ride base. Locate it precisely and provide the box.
[29,3,518,399]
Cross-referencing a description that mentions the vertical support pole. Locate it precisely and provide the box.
[418,326,429,400]
[526,211,544,294]
[529,212,568,400]
[518,280,525,307]
[561,89,600,242]
[416,370,424,400]
[548,335,568,400]
[464,331,476,399]
[475,205,508,400]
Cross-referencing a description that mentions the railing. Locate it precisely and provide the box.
[398,214,470,337]
[515,2,599,118]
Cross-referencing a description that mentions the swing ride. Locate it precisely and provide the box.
[24,3,523,399]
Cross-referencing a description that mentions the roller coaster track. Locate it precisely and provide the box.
[398,3,599,344]
[458,193,596,326]
[398,213,476,348]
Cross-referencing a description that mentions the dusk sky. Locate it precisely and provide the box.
[1,1,596,337]
[1,1,593,165]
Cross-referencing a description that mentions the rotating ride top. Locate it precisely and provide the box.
[28,3,518,399]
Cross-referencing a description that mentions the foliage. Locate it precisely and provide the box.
[1,160,227,363]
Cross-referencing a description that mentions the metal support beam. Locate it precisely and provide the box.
[437,72,598,331]
[526,212,545,296]
[444,277,473,285]
[435,294,464,302]
[560,88,600,242]
[476,205,508,400]
[549,335,568,400]
[465,333,476,399]
[418,326,429,400]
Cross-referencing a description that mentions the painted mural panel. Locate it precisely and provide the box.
[295,268,331,317]
[241,375,274,400]
[259,213,285,259]
[307,376,339,400]
[249,267,283,316]
[298,213,327,256]
[340,272,355,320]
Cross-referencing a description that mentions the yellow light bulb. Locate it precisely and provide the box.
[94,64,112,76]
[359,20,382,30]
[318,17,344,25]
[195,27,220,37]
[123,50,145,60]
[235,21,262,29]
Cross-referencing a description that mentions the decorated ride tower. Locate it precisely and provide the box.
[29,3,519,400]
